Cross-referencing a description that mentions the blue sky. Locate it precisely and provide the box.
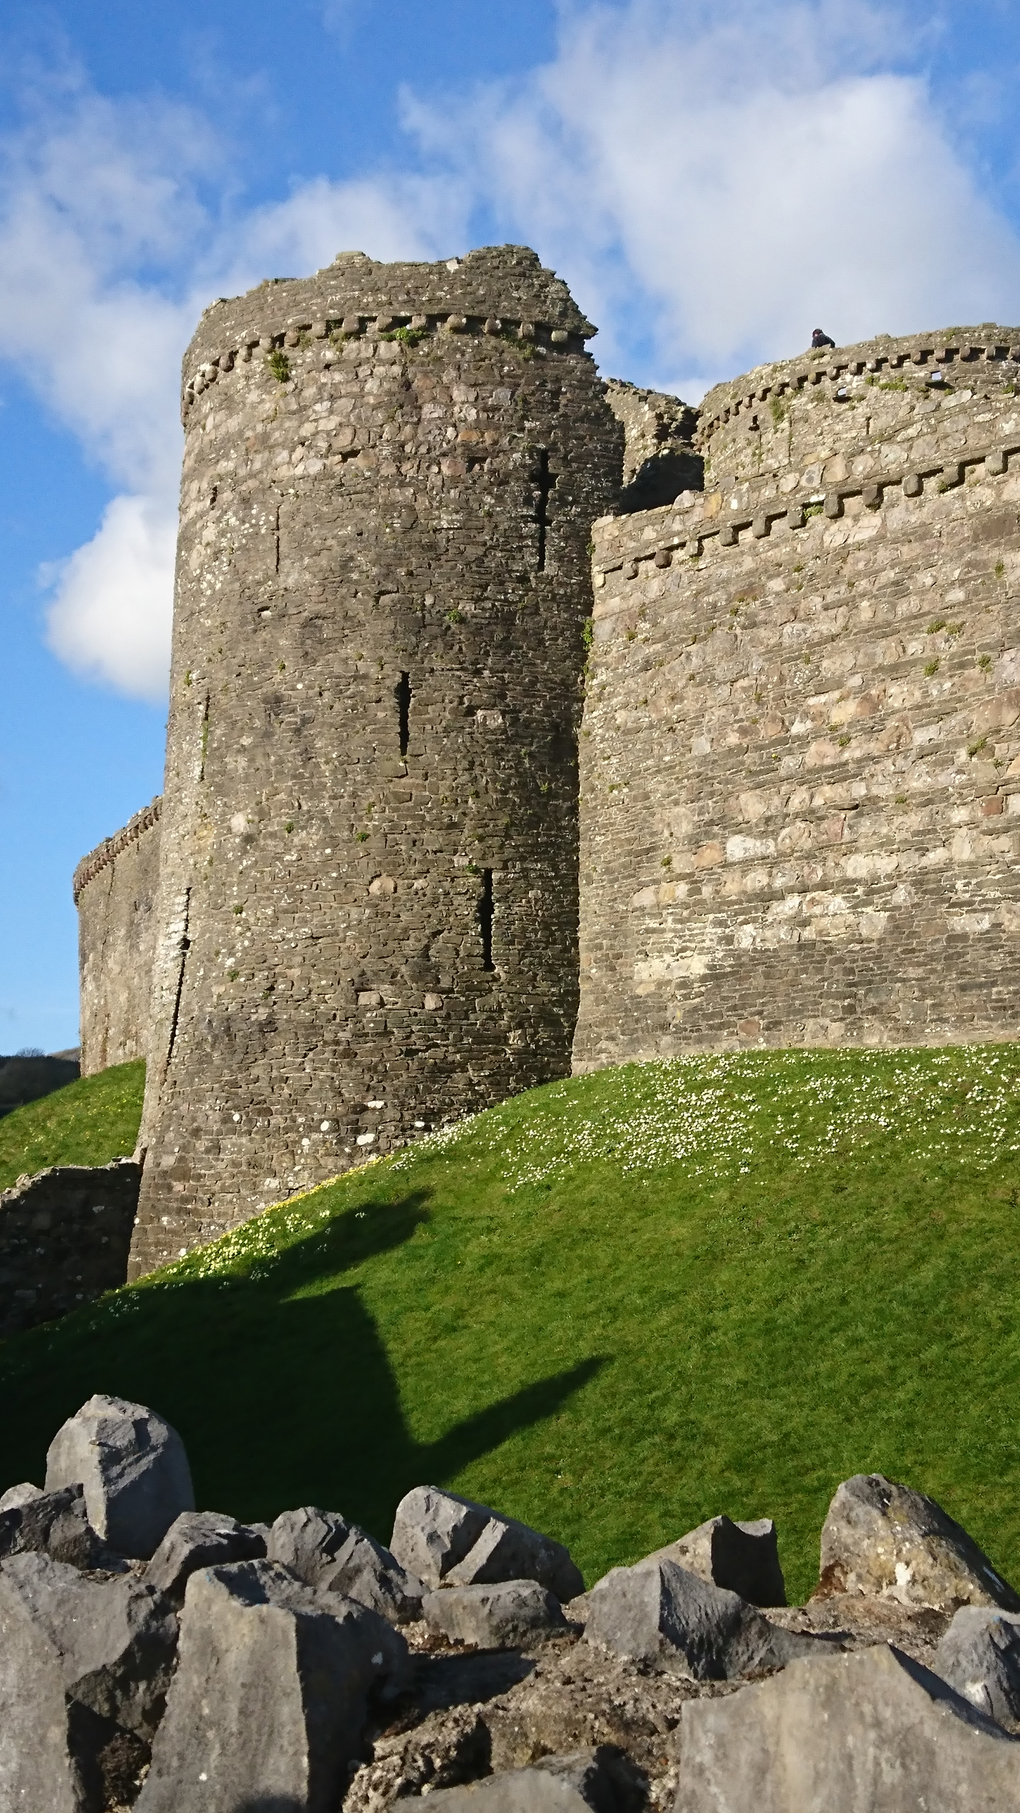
[2,0,1020,1052]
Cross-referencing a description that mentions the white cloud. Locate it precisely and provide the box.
[219,172,467,293]
[401,0,1020,391]
[6,5,1020,700]
[44,495,177,701]
[0,87,463,702]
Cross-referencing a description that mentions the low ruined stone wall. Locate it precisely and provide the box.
[0,1160,140,1335]
[74,801,161,1076]
[576,387,1020,1065]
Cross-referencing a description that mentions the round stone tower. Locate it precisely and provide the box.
[129,246,621,1275]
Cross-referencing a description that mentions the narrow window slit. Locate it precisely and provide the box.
[395,672,411,757]
[535,449,553,572]
[479,869,495,971]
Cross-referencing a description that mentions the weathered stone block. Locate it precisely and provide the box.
[45,1395,195,1560]
[673,1644,1020,1812]
[817,1472,1019,1611]
[423,1580,567,1649]
[136,1559,409,1812]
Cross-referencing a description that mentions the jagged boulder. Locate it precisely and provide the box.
[585,1558,832,1680]
[648,1514,786,1606]
[145,1511,267,1602]
[320,1525,425,1624]
[935,1605,1020,1724]
[269,1503,424,1623]
[0,1481,109,1570]
[392,1486,583,1601]
[423,1745,645,1810]
[390,1486,490,1588]
[136,1558,410,1812]
[817,1473,1020,1611]
[45,1394,194,1559]
[0,1481,43,1510]
[423,1580,568,1650]
[674,1643,1020,1811]
[268,1503,352,1579]
[0,1550,178,1810]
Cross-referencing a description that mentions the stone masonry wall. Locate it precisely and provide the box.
[575,325,1020,1066]
[74,801,162,1076]
[0,1160,140,1335]
[130,246,621,1274]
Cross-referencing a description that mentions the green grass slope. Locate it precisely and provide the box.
[1,1045,1019,1602]
[0,1060,145,1192]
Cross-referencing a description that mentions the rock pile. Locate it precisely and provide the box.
[3,1394,1020,1809]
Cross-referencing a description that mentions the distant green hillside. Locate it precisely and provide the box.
[1,1045,1019,1603]
[0,1061,145,1193]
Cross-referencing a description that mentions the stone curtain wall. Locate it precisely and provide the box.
[0,1160,139,1335]
[575,325,1020,1067]
[130,247,620,1274]
[74,802,162,1076]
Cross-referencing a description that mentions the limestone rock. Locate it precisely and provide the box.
[319,1524,425,1625]
[391,1485,490,1588]
[585,1558,831,1680]
[136,1558,410,1812]
[424,1580,568,1650]
[817,1473,1020,1611]
[145,1510,267,1602]
[269,1503,423,1623]
[0,1482,108,1570]
[268,1503,353,1579]
[935,1605,1020,1725]
[649,1514,786,1606]
[0,1550,178,1810]
[392,1485,583,1600]
[0,1481,43,1510]
[423,1745,645,1810]
[674,1643,1020,1812]
[45,1394,194,1559]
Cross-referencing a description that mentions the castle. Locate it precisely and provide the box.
[73,246,1020,1275]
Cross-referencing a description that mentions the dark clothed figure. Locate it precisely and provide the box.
[811,328,836,348]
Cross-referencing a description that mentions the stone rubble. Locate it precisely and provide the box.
[2,1396,1020,1808]
[584,1557,833,1680]
[270,1506,426,1624]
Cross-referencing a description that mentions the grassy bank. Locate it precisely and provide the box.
[0,1060,144,1192]
[0,1045,1018,1602]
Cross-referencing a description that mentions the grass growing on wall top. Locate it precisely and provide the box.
[0,1060,145,1193]
[1,1044,1020,1602]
